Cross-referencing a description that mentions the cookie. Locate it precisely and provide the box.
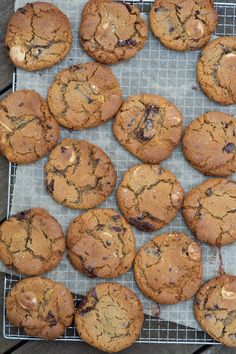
[67,208,135,278]
[5,2,72,71]
[116,164,184,232]
[183,112,236,176]
[0,208,65,276]
[194,275,236,347]
[113,94,183,164]
[150,0,217,51]
[75,282,144,352]
[79,0,147,64]
[0,90,60,164]
[197,37,236,105]
[183,179,236,246]
[134,233,202,304]
[6,277,74,340]
[48,62,123,130]
[45,139,117,209]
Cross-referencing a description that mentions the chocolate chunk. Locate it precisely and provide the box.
[15,210,29,221]
[136,128,153,141]
[79,305,96,316]
[46,310,57,325]
[47,124,52,129]
[195,10,200,15]
[169,27,175,33]
[61,146,67,153]
[129,217,154,231]
[87,97,93,104]
[19,102,24,107]
[48,179,54,193]
[17,7,26,14]
[205,188,213,197]
[97,223,104,230]
[111,214,120,221]
[213,304,220,310]
[79,255,84,261]
[124,3,133,13]
[86,266,97,278]
[118,38,137,47]
[146,105,159,116]
[223,143,235,153]
[111,226,122,232]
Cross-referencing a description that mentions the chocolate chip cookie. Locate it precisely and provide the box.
[134,233,202,304]
[6,277,74,340]
[183,179,236,246]
[0,208,65,276]
[48,62,123,130]
[67,208,135,278]
[116,164,184,232]
[0,90,60,164]
[79,0,147,64]
[183,112,236,176]
[113,94,183,164]
[45,139,117,209]
[5,2,72,71]
[194,275,236,347]
[197,37,236,105]
[150,0,217,51]
[75,282,144,352]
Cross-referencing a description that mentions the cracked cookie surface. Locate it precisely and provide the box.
[0,208,65,276]
[113,94,183,164]
[116,164,184,231]
[67,208,135,278]
[6,277,74,340]
[75,282,144,352]
[194,275,236,347]
[79,0,147,64]
[197,37,236,105]
[5,2,72,71]
[183,179,236,246]
[45,139,117,209]
[48,62,123,130]
[183,112,236,176]
[150,0,217,51]
[0,90,60,164]
[134,233,202,304]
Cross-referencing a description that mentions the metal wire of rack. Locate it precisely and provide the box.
[3,0,236,345]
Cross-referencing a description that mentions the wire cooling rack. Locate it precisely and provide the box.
[3,0,236,345]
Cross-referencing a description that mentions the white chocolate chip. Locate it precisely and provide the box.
[188,243,201,261]
[10,45,26,62]
[222,285,236,300]
[69,151,77,163]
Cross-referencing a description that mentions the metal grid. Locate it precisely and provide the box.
[3,0,236,345]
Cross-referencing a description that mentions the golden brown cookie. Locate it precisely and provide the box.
[5,2,72,71]
[6,277,74,340]
[197,37,236,105]
[79,0,147,64]
[116,164,184,231]
[150,0,217,51]
[0,208,65,276]
[0,90,60,164]
[45,139,117,209]
[194,275,236,347]
[183,112,236,176]
[48,62,123,130]
[113,94,183,164]
[75,282,144,352]
[183,179,236,246]
[134,233,202,304]
[67,208,135,278]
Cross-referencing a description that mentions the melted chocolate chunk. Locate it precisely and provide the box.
[129,217,154,231]
[111,226,122,232]
[118,38,137,47]
[205,188,213,197]
[48,179,54,193]
[223,143,235,153]
[15,210,29,221]
[111,214,120,221]
[17,7,26,14]
[146,105,159,116]
[136,128,153,141]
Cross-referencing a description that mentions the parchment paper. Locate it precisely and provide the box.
[2,0,236,331]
